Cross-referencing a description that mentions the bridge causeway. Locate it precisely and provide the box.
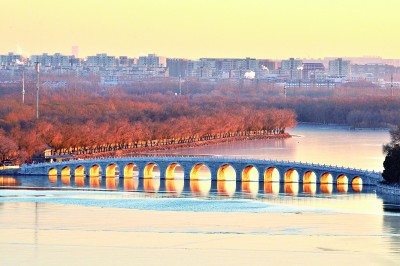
[20,156,382,186]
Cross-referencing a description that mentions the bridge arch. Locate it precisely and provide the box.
[352,176,363,192]
[284,169,299,183]
[242,165,259,182]
[61,166,71,176]
[74,165,86,177]
[337,174,348,185]
[303,171,316,183]
[166,163,184,180]
[264,167,280,182]
[89,164,102,177]
[320,172,333,184]
[217,164,236,181]
[190,163,211,180]
[106,163,119,177]
[48,168,57,176]
[241,165,259,196]
[123,163,138,178]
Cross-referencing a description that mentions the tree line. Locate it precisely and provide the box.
[0,88,296,163]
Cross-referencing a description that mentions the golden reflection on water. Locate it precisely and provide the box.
[75,176,85,187]
[264,181,279,194]
[0,177,19,186]
[320,183,333,194]
[90,177,101,188]
[303,182,317,195]
[242,181,259,198]
[144,178,160,192]
[48,175,57,184]
[61,175,71,185]
[106,177,118,190]
[284,182,299,195]
[190,179,211,196]
[352,183,363,192]
[217,180,236,197]
[337,183,349,193]
[166,178,184,195]
[124,177,139,191]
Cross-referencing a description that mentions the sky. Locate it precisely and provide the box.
[1,0,400,59]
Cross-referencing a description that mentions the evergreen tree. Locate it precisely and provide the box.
[382,126,400,184]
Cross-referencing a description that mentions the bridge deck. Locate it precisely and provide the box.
[21,156,382,186]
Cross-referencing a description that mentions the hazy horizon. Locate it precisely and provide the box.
[1,0,400,59]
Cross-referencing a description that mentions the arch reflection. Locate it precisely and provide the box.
[90,176,101,188]
[106,177,118,190]
[75,175,85,187]
[320,183,333,194]
[303,182,316,194]
[48,174,58,184]
[124,177,139,191]
[217,180,236,197]
[264,181,280,194]
[0,177,19,186]
[61,175,71,185]
[284,182,299,195]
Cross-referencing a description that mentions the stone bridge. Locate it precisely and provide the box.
[20,156,382,186]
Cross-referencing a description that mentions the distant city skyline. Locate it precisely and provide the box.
[1,0,400,59]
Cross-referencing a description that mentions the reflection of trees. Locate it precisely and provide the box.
[383,214,400,253]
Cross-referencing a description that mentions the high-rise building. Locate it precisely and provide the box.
[302,63,325,80]
[167,58,189,77]
[138,54,166,67]
[86,53,116,67]
[280,58,303,80]
[328,58,351,79]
